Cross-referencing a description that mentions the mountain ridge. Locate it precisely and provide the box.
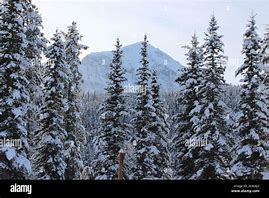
[79,42,184,93]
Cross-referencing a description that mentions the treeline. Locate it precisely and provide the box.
[0,0,87,179]
[88,15,269,180]
[0,0,268,180]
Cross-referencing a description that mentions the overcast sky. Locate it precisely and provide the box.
[32,0,269,85]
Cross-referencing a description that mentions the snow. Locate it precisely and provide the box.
[149,146,160,155]
[15,3,23,11]
[204,108,210,117]
[205,143,213,151]
[132,140,137,146]
[263,172,269,180]
[237,145,252,155]
[12,90,21,99]
[1,146,31,173]
[15,155,31,173]
[249,130,260,140]
[250,49,258,55]
[190,102,202,114]
[137,147,146,154]
[186,78,195,86]
[262,64,269,72]
[1,1,268,180]
[218,137,226,145]
[12,107,22,118]
[6,98,13,105]
[80,42,184,93]
[16,18,24,27]
[4,147,16,160]
[231,162,243,176]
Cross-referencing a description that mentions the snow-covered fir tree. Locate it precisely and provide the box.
[150,70,171,179]
[93,38,130,179]
[23,0,47,159]
[132,35,162,179]
[188,15,231,179]
[0,0,32,179]
[262,26,269,65]
[32,31,69,180]
[63,21,87,180]
[232,15,268,179]
[173,34,204,179]
[261,26,269,128]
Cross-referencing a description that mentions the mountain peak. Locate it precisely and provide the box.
[122,42,162,53]
[122,41,152,48]
[79,42,184,93]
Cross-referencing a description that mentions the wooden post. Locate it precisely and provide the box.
[118,152,125,180]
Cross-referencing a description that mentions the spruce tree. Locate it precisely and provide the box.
[150,70,171,179]
[24,0,47,66]
[262,26,269,64]
[24,0,47,158]
[232,15,268,179]
[173,34,204,179]
[261,26,269,128]
[32,31,68,180]
[132,35,159,179]
[189,15,231,179]
[63,21,87,180]
[0,0,31,179]
[93,38,129,179]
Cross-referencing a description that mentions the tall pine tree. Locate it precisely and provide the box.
[261,26,269,129]
[32,31,68,180]
[232,15,268,179]
[0,0,31,179]
[189,15,231,179]
[24,0,47,160]
[63,21,87,180]
[262,26,269,64]
[93,38,130,179]
[173,34,204,179]
[132,35,162,179]
[150,70,171,179]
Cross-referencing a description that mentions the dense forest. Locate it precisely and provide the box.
[0,0,268,180]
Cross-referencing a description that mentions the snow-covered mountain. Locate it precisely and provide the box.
[79,42,184,93]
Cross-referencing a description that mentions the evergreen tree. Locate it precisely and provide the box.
[232,15,268,179]
[261,26,269,128]
[150,70,171,179]
[0,0,31,179]
[173,34,204,179]
[132,35,159,179]
[189,15,231,179]
[63,21,87,180]
[32,31,68,180]
[93,38,129,179]
[262,26,269,64]
[23,0,47,158]
[24,0,47,66]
